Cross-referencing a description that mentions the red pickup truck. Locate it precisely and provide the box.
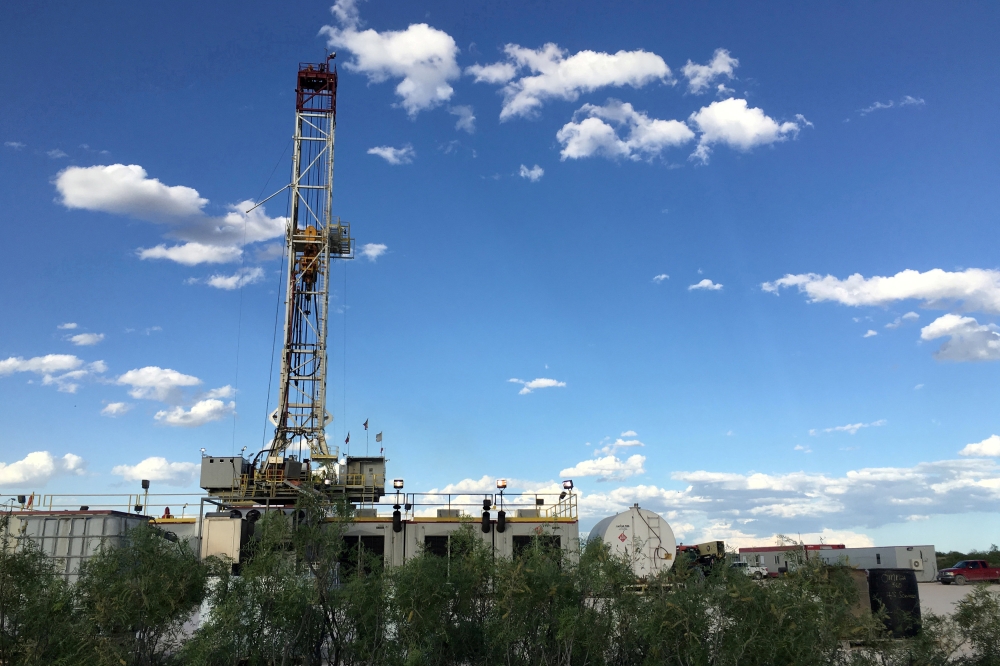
[937,560,1000,585]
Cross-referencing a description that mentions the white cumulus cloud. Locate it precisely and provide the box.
[681,48,739,94]
[557,99,694,161]
[920,314,1000,362]
[117,366,201,402]
[101,402,132,417]
[360,243,388,261]
[508,377,566,395]
[652,274,669,283]
[762,268,1000,314]
[0,451,86,486]
[321,0,460,116]
[448,105,475,133]
[960,435,1000,457]
[206,267,265,290]
[688,98,807,163]
[469,43,671,120]
[55,164,286,266]
[689,279,722,291]
[57,322,78,330]
[518,164,544,182]
[367,144,415,165]
[560,454,646,482]
[69,332,104,346]
[139,242,243,265]
[863,329,877,338]
[0,354,105,393]
[154,399,235,427]
[112,456,199,486]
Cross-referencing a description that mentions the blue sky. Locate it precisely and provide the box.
[2,1,1000,549]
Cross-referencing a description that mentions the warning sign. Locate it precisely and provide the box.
[618,533,627,542]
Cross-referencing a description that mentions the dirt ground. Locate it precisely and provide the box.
[919,582,1000,616]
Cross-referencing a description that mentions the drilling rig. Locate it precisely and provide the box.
[200,57,386,508]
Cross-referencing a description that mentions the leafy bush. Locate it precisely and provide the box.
[6,507,1000,665]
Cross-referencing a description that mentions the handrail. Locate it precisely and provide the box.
[1,491,579,520]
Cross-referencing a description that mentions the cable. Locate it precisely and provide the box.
[343,259,348,456]
[261,190,291,452]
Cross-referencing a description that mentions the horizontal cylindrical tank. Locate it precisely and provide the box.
[589,505,676,579]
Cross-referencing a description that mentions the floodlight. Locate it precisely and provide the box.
[496,479,507,489]
[393,479,404,489]
[562,479,574,490]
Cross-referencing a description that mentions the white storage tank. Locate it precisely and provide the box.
[589,504,676,579]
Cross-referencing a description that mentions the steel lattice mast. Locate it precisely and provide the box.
[267,56,353,469]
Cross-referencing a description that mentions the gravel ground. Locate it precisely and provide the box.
[919,582,1000,616]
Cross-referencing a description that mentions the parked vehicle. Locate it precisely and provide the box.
[731,561,768,580]
[937,560,1000,585]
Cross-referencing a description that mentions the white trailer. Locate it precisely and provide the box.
[813,545,937,583]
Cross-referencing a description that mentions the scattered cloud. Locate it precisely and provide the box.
[206,266,265,290]
[204,385,235,399]
[101,402,132,417]
[0,451,86,486]
[469,43,671,120]
[794,444,812,453]
[367,144,415,165]
[116,366,201,402]
[4,141,25,150]
[863,329,877,338]
[69,332,105,346]
[681,48,738,94]
[518,164,544,182]
[139,242,243,265]
[47,149,68,159]
[57,322,78,330]
[111,456,199,486]
[763,268,1000,313]
[914,384,924,390]
[688,98,808,163]
[886,311,920,329]
[960,435,1000,457]
[420,445,1000,544]
[0,354,106,393]
[859,95,925,116]
[810,419,886,436]
[621,430,637,437]
[154,399,235,427]
[321,0,460,116]
[508,377,566,395]
[652,274,669,283]
[55,164,286,265]
[360,243,388,261]
[921,314,1000,362]
[561,454,646,482]
[556,99,694,161]
[448,105,476,133]
[689,279,722,291]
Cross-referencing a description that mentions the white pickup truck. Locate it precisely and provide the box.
[731,561,769,580]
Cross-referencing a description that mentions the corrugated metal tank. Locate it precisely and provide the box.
[6,510,150,581]
[588,505,676,579]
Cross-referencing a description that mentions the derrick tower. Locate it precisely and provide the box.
[267,57,351,467]
[200,58,386,507]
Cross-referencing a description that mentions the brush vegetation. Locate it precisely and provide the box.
[1,507,998,666]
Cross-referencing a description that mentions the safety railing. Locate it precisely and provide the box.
[0,490,579,521]
[0,493,205,519]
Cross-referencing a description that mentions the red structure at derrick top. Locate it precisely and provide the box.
[296,56,338,114]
